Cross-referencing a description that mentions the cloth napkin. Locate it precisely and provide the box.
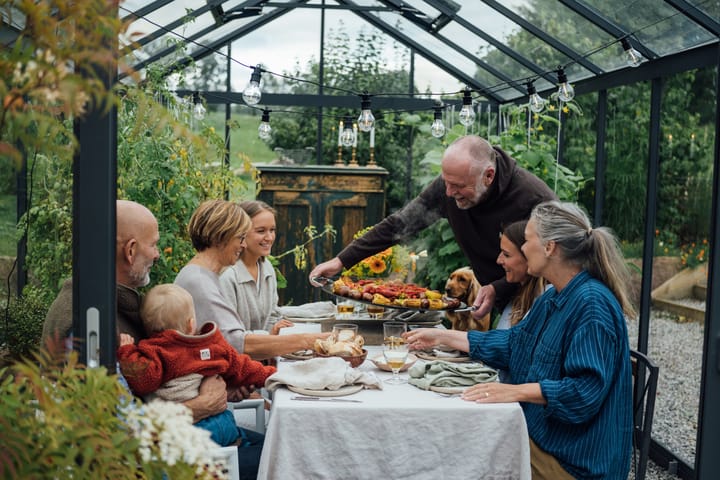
[265,356,383,392]
[279,301,336,319]
[408,360,498,390]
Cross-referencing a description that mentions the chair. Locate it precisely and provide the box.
[229,398,266,434]
[630,349,660,480]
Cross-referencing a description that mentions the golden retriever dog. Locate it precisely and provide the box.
[444,267,491,332]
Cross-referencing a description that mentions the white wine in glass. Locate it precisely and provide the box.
[383,322,408,384]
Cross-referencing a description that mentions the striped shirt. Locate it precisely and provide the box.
[468,270,632,479]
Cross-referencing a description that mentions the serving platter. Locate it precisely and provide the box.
[313,276,473,314]
[415,351,471,363]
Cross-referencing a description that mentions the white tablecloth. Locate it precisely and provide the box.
[258,346,530,480]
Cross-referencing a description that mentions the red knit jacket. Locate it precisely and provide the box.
[117,321,275,397]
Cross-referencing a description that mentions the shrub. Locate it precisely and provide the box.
[1,285,50,361]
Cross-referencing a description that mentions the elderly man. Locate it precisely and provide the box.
[42,199,227,423]
[309,135,557,318]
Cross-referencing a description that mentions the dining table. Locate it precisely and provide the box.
[257,345,531,480]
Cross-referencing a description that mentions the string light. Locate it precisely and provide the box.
[621,38,646,68]
[526,81,545,113]
[357,92,375,132]
[340,116,355,147]
[430,104,446,138]
[258,108,272,140]
[458,88,476,127]
[556,67,575,103]
[242,65,263,105]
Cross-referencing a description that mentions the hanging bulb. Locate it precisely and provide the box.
[340,117,355,147]
[357,93,375,132]
[526,81,545,113]
[258,109,272,140]
[430,104,446,138]
[242,65,263,105]
[192,92,206,120]
[458,88,476,127]
[556,68,575,103]
[621,38,645,68]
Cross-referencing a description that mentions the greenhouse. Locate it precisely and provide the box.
[1,0,719,479]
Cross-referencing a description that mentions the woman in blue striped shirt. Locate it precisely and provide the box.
[405,201,635,479]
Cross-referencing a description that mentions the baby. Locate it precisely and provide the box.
[117,283,275,446]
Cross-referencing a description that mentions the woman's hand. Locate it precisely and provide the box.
[402,328,441,351]
[461,382,546,405]
[270,319,294,335]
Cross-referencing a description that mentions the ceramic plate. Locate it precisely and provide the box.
[415,351,471,363]
[285,316,335,322]
[429,385,468,394]
[281,350,314,361]
[287,384,363,397]
[370,353,418,372]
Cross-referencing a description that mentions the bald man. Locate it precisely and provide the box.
[310,135,557,319]
[42,200,160,342]
[42,199,228,422]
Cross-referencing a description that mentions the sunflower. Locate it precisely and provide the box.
[367,257,387,275]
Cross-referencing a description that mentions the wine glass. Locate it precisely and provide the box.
[383,322,409,384]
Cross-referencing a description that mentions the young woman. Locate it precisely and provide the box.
[495,220,545,330]
[219,200,292,334]
[405,201,635,479]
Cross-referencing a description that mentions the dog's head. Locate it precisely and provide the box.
[444,267,480,303]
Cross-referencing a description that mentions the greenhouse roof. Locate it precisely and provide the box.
[115,0,720,104]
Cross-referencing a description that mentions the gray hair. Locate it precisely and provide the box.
[531,201,636,317]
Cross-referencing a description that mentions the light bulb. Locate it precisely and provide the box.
[340,117,355,147]
[458,88,475,127]
[357,93,375,132]
[258,109,272,140]
[556,68,575,103]
[526,82,545,113]
[242,65,263,105]
[430,105,445,138]
[621,38,645,68]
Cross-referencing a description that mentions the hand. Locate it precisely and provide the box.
[194,375,228,417]
[461,382,517,404]
[270,319,294,335]
[309,257,344,286]
[301,332,332,351]
[472,284,496,318]
[227,385,256,402]
[402,328,439,351]
[119,333,134,346]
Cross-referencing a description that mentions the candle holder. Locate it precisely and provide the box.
[348,147,359,167]
[334,145,345,167]
[367,147,378,168]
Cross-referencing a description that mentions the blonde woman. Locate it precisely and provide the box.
[175,199,328,360]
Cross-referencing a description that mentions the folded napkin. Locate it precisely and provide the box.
[408,361,498,390]
[432,348,464,358]
[265,356,383,392]
[279,301,336,319]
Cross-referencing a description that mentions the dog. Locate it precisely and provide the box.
[444,267,491,332]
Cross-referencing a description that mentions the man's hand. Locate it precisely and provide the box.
[184,375,227,423]
[309,257,344,286]
[227,385,257,402]
[472,284,496,318]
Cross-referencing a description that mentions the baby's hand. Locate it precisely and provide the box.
[119,333,135,346]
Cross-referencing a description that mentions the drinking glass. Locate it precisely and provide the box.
[336,298,355,319]
[383,322,409,384]
[332,323,358,342]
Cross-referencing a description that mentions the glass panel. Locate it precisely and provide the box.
[687,0,720,23]
[584,0,715,56]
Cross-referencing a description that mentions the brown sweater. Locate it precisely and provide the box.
[42,278,145,348]
[337,147,557,308]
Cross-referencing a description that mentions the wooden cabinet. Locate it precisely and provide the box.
[256,165,388,305]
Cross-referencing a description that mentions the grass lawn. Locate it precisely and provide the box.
[205,109,275,168]
[0,194,17,257]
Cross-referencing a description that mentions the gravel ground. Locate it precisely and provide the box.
[626,309,704,479]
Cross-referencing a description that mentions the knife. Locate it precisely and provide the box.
[290,395,363,403]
